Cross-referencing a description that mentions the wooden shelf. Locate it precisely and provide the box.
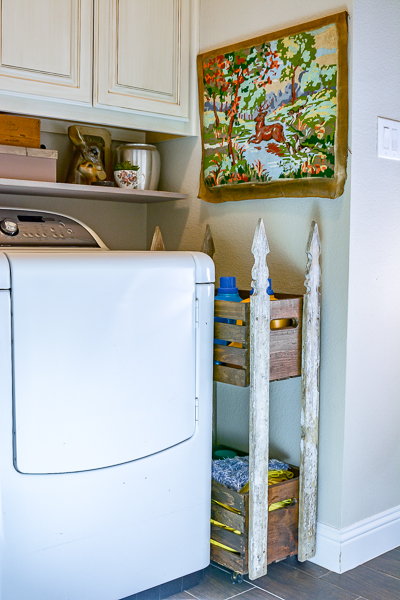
[0,178,187,204]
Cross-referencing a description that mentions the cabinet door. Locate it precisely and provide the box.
[94,0,190,119]
[0,0,92,103]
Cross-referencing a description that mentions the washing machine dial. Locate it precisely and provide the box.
[0,218,19,236]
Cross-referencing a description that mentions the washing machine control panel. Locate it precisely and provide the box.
[0,210,100,247]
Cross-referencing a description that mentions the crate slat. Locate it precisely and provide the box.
[268,478,299,506]
[212,481,245,512]
[271,296,303,320]
[267,503,299,563]
[271,329,301,352]
[214,345,248,367]
[210,472,299,574]
[214,322,248,344]
[211,503,246,534]
[214,299,248,321]
[210,544,247,573]
[211,525,246,553]
[213,364,248,387]
[270,351,301,381]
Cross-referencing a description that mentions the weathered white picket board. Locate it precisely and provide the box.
[201,225,218,446]
[201,224,215,259]
[248,218,270,580]
[150,226,165,251]
[298,221,321,561]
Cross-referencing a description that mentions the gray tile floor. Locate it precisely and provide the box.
[168,548,400,600]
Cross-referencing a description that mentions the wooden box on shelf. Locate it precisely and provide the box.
[0,114,40,148]
[213,292,303,387]
[0,145,57,182]
[210,466,299,575]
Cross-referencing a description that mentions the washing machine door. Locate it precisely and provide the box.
[9,251,197,474]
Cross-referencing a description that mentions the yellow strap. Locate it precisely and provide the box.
[211,499,241,514]
[239,469,294,494]
[269,499,293,511]
[211,519,241,535]
[210,539,240,554]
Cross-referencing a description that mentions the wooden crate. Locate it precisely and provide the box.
[210,467,299,575]
[213,292,303,386]
[0,114,40,148]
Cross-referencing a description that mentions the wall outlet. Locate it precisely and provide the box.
[377,117,400,160]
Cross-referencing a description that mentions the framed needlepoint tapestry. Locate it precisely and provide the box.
[197,11,348,203]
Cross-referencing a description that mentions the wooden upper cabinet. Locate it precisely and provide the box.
[94,0,190,119]
[0,0,93,103]
[0,0,197,135]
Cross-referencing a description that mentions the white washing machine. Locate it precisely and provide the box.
[0,209,214,600]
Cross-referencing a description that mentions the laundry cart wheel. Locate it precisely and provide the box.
[231,571,244,584]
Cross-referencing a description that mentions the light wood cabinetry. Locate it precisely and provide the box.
[0,0,198,136]
[95,0,190,120]
[0,0,92,104]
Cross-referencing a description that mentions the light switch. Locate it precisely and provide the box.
[383,127,390,149]
[392,128,398,151]
[378,117,400,160]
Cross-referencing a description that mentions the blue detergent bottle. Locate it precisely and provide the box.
[214,277,242,348]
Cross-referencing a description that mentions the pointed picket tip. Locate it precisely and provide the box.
[251,218,270,259]
[150,226,165,251]
[304,221,321,293]
[251,218,270,296]
[201,224,215,259]
[306,221,321,258]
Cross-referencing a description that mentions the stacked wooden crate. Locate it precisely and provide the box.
[212,291,303,575]
[213,292,303,386]
[211,467,299,575]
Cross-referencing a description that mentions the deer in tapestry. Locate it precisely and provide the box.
[248,100,286,145]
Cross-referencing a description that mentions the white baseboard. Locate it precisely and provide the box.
[309,505,400,573]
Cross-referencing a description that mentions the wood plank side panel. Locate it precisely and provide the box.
[211,503,246,534]
[214,345,247,367]
[211,525,246,554]
[210,544,246,573]
[214,299,247,321]
[214,322,248,344]
[268,477,299,506]
[270,351,301,381]
[211,481,245,513]
[271,297,302,320]
[270,296,302,380]
[246,303,251,386]
[267,504,299,563]
[213,364,247,387]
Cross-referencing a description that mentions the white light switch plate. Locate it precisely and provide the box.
[377,117,400,160]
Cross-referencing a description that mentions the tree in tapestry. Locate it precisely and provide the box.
[202,23,338,187]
